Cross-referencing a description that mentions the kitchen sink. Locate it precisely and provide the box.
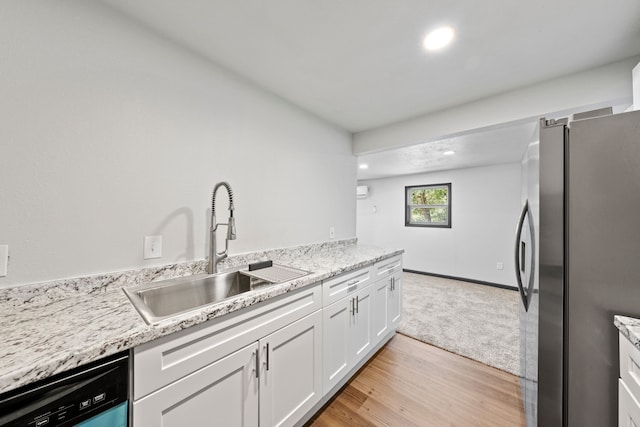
[124,268,252,324]
[124,264,310,324]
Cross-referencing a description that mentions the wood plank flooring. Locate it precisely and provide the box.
[306,333,525,427]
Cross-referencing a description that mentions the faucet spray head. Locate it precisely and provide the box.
[227,214,237,240]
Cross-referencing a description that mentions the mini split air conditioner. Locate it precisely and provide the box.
[356,185,368,199]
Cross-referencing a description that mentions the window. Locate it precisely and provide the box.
[405,183,451,228]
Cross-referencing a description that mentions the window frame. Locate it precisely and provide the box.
[404,183,452,228]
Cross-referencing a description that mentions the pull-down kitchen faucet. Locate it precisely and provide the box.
[208,182,236,274]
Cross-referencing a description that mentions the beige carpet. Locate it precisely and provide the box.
[397,272,519,375]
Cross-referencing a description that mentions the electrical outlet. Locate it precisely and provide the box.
[144,236,162,259]
[0,245,7,277]
[329,227,335,239]
[496,262,504,270]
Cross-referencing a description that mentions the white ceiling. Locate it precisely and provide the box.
[357,121,538,180]
[99,0,640,178]
[358,122,536,180]
[100,0,640,133]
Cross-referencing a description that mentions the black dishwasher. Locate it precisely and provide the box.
[0,351,129,427]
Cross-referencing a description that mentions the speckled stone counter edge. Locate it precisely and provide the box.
[0,239,404,395]
[615,315,640,350]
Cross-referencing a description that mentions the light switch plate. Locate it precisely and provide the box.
[0,245,8,277]
[144,236,162,259]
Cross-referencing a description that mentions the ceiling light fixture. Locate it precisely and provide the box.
[423,26,455,51]
[359,164,369,169]
[443,150,455,156]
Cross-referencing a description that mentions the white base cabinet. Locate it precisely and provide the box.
[619,332,640,426]
[133,342,259,427]
[322,285,374,394]
[259,310,322,427]
[132,255,402,427]
[371,279,389,345]
[388,270,402,329]
[371,258,403,348]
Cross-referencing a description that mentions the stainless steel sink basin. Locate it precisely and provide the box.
[124,264,311,324]
[124,268,252,324]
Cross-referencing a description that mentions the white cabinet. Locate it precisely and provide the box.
[259,310,323,427]
[322,294,351,394]
[132,284,322,427]
[371,278,389,345]
[133,284,321,400]
[134,310,323,427]
[371,269,402,346]
[619,332,640,426]
[322,279,374,394]
[322,265,373,307]
[350,286,374,363]
[133,342,259,427]
[388,270,402,328]
[132,254,403,426]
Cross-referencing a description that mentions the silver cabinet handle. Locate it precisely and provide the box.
[265,343,270,371]
[347,279,359,291]
[255,348,259,378]
[356,296,359,314]
[350,297,354,315]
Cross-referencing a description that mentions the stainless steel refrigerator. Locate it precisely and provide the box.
[516,108,640,427]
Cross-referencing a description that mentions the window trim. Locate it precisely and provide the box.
[404,183,452,228]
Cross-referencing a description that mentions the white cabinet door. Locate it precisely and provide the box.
[388,271,402,328]
[259,310,323,427]
[133,342,259,427]
[371,279,389,347]
[350,286,373,366]
[322,297,351,394]
[619,379,640,427]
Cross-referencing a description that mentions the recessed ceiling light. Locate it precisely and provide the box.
[443,150,455,156]
[423,26,455,51]
[359,164,369,169]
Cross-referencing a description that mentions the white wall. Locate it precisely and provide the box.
[357,163,521,287]
[0,1,355,286]
[354,56,638,155]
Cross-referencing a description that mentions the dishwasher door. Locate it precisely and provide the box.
[0,351,129,427]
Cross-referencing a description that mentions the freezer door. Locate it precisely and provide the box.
[566,109,640,427]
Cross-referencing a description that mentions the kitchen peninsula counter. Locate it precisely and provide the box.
[0,239,402,394]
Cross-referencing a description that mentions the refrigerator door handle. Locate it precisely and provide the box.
[515,200,531,310]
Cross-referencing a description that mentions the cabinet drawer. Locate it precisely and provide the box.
[620,332,640,402]
[322,265,373,307]
[374,255,402,282]
[134,283,321,400]
[619,379,640,427]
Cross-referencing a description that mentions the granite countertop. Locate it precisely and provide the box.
[615,315,640,350]
[0,240,402,394]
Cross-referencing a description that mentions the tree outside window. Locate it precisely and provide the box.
[405,183,451,228]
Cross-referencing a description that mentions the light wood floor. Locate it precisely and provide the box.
[306,333,525,427]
